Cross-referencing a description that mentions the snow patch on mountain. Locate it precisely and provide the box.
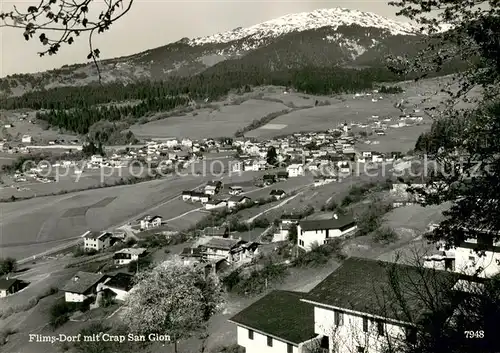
[188,8,420,46]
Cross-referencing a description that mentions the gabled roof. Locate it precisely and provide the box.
[299,214,355,232]
[104,273,135,292]
[228,195,250,202]
[0,278,22,290]
[229,290,316,344]
[61,271,107,294]
[202,237,246,250]
[84,231,112,241]
[270,189,286,195]
[302,257,459,324]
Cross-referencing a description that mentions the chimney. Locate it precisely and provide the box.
[333,214,338,220]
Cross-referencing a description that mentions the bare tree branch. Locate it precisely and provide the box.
[0,0,134,82]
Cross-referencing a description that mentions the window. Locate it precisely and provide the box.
[469,256,476,261]
[267,336,273,347]
[248,329,253,340]
[334,311,344,326]
[406,328,417,344]
[287,343,293,353]
[377,321,385,336]
[357,347,365,353]
[362,317,368,332]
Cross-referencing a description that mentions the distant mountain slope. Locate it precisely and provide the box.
[0,7,440,97]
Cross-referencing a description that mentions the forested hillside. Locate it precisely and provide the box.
[1,63,464,137]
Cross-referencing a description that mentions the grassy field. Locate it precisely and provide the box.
[129,99,289,139]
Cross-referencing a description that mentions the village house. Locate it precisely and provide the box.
[297,213,357,251]
[229,186,243,195]
[182,190,194,201]
[301,257,461,353]
[228,195,252,209]
[140,215,162,230]
[83,231,113,252]
[287,164,305,177]
[230,257,468,353]
[276,171,289,181]
[205,199,227,210]
[113,248,147,265]
[21,135,32,144]
[425,233,500,278]
[270,189,286,200]
[99,273,135,301]
[232,160,244,173]
[229,290,321,353]
[62,271,108,302]
[205,180,223,195]
[198,237,258,263]
[0,278,26,298]
[190,192,210,204]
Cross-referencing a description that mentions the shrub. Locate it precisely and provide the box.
[0,257,16,276]
[373,227,398,244]
[293,240,345,267]
[49,299,81,328]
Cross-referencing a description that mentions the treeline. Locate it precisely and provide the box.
[35,96,191,134]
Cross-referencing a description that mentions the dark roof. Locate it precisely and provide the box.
[191,192,208,197]
[0,278,22,290]
[180,247,203,257]
[228,195,250,202]
[105,273,134,292]
[61,271,106,294]
[84,231,112,240]
[299,214,355,231]
[229,290,316,344]
[303,257,459,324]
[202,237,245,250]
[459,241,500,253]
[270,189,286,195]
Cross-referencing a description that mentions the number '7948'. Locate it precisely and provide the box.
[464,331,484,339]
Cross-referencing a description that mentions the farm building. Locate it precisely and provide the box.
[62,271,108,302]
[0,278,26,298]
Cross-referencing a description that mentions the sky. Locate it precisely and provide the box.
[0,0,404,77]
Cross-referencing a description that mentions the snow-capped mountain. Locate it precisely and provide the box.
[189,8,420,46]
[1,8,456,96]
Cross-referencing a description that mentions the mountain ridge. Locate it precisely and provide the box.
[0,7,449,97]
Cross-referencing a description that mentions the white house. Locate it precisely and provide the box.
[232,161,244,173]
[199,237,252,263]
[21,135,32,144]
[452,237,500,278]
[297,213,357,251]
[83,231,112,252]
[182,191,193,201]
[140,215,162,230]
[229,290,322,353]
[113,248,147,265]
[301,257,459,353]
[62,271,107,302]
[100,273,135,301]
[229,186,243,195]
[228,195,251,209]
[287,164,305,177]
